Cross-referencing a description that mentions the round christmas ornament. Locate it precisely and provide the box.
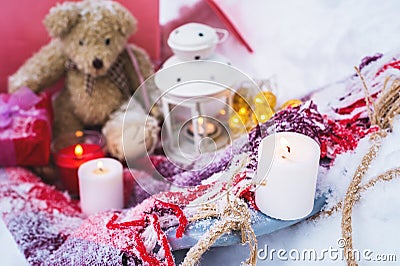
[254,91,277,109]
[232,87,252,114]
[252,105,275,124]
[228,113,248,134]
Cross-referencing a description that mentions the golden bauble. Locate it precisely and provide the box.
[238,107,249,116]
[232,88,252,112]
[280,99,303,110]
[229,113,248,134]
[252,105,275,124]
[254,91,277,110]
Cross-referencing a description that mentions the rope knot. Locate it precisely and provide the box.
[181,194,257,266]
[219,196,250,224]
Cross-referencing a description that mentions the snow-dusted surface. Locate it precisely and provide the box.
[161,0,400,101]
[3,0,400,265]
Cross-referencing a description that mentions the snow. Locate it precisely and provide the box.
[3,0,400,265]
[160,0,400,102]
[202,0,400,103]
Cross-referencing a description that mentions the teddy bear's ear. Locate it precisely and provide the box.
[115,5,137,37]
[43,2,81,38]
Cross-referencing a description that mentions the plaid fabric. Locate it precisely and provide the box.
[0,167,177,265]
[65,52,131,96]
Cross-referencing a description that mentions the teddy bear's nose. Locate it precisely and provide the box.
[92,58,104,69]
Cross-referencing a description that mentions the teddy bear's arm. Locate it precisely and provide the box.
[8,39,67,93]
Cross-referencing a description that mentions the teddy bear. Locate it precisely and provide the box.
[8,0,160,161]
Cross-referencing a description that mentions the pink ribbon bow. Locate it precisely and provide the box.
[0,87,42,129]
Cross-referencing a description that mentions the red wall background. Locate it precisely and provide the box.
[0,0,160,93]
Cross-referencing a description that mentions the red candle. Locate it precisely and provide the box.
[54,143,105,195]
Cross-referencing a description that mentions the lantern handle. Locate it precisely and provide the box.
[215,28,229,44]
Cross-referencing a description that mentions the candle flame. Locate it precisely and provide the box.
[97,161,104,172]
[198,116,204,126]
[74,144,83,159]
[219,109,226,115]
[279,137,291,159]
[75,130,84,137]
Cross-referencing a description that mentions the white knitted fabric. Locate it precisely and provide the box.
[102,99,159,161]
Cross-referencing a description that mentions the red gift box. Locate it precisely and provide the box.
[0,87,52,166]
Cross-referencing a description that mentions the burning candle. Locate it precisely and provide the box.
[75,144,83,159]
[254,132,320,220]
[78,158,123,215]
[187,117,218,137]
[52,131,106,195]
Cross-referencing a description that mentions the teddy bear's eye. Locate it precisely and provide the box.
[79,39,84,46]
[105,38,111,46]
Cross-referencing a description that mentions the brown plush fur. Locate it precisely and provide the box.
[8,0,154,138]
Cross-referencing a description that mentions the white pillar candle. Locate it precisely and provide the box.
[78,158,124,215]
[254,132,320,220]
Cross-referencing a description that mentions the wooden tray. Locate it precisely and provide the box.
[167,195,326,250]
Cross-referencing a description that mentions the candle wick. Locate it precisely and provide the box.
[99,167,103,172]
[286,146,291,153]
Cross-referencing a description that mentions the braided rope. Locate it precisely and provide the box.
[338,68,400,266]
[181,195,257,266]
[340,132,383,266]
[315,167,400,220]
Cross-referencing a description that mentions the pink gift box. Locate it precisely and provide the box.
[0,88,52,166]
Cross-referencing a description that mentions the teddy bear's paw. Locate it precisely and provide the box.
[143,116,160,153]
[122,116,160,161]
[103,115,159,162]
[106,133,125,161]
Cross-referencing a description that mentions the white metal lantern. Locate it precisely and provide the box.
[153,23,236,163]
[154,22,262,163]
[155,58,239,163]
